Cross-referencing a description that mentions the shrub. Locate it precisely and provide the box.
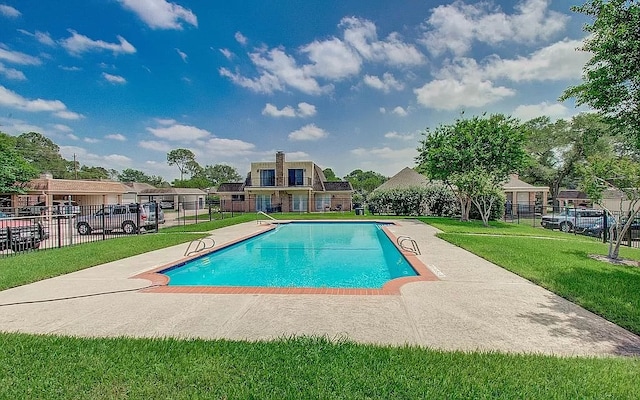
[367,185,457,216]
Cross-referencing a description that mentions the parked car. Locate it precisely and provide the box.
[540,208,604,232]
[19,200,80,217]
[574,216,615,238]
[0,211,49,252]
[75,203,164,235]
[159,200,174,209]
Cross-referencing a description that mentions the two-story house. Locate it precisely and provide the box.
[215,152,353,213]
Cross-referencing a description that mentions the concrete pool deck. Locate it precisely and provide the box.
[0,219,639,357]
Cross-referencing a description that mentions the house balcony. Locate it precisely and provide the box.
[246,177,313,188]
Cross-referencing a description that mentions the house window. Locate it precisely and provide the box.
[315,194,331,211]
[260,169,275,186]
[256,194,271,212]
[288,169,304,186]
[292,194,306,212]
[231,194,245,201]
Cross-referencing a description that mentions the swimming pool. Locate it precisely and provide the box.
[161,222,418,289]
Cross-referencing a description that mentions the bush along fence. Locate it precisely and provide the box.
[0,203,163,258]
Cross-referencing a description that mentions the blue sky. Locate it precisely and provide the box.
[0,0,590,181]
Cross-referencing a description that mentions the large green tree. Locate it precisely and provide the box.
[167,148,197,181]
[561,0,640,144]
[343,170,387,195]
[14,132,69,178]
[202,164,242,188]
[118,168,166,186]
[322,168,341,182]
[0,133,38,192]
[416,114,528,223]
[580,155,640,260]
[520,113,613,208]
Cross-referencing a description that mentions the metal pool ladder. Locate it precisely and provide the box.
[397,236,421,255]
[184,237,215,257]
[257,211,276,224]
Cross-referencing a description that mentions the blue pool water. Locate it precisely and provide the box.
[162,222,417,289]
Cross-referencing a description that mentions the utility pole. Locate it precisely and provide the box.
[73,153,78,179]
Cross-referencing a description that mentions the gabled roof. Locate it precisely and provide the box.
[503,174,549,191]
[139,187,206,195]
[24,177,128,194]
[557,189,588,200]
[374,167,427,191]
[323,181,353,191]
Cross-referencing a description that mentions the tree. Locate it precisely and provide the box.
[14,132,69,178]
[74,166,114,180]
[167,149,196,181]
[118,168,166,186]
[561,0,640,145]
[322,168,341,182]
[202,164,242,188]
[416,114,527,223]
[580,155,640,260]
[343,169,387,197]
[0,133,38,192]
[520,113,613,208]
[454,168,506,227]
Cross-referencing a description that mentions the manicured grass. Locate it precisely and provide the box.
[419,217,640,335]
[0,335,638,399]
[0,232,206,291]
[424,217,589,238]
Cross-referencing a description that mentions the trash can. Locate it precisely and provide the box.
[355,207,364,216]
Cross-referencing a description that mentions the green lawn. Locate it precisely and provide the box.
[419,217,640,335]
[0,335,638,399]
[0,214,639,398]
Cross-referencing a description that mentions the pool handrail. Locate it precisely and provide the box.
[184,237,215,257]
[256,211,276,224]
[396,236,421,255]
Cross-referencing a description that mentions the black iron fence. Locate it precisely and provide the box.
[0,203,165,257]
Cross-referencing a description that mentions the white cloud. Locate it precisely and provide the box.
[52,124,73,132]
[414,77,515,111]
[421,0,569,56]
[349,146,418,176]
[235,32,248,45]
[60,30,136,55]
[0,116,43,135]
[384,131,415,141]
[198,138,256,156]
[59,65,82,71]
[262,103,296,118]
[85,136,101,143]
[175,48,188,62]
[139,140,172,152]
[262,102,317,118]
[483,39,590,82]
[54,110,85,120]
[392,106,408,117]
[0,62,25,80]
[0,85,66,112]
[60,145,132,168]
[340,17,424,67]
[219,48,234,60]
[147,123,211,141]
[249,48,329,95]
[219,67,283,94]
[288,124,329,141]
[156,118,177,126]
[297,102,317,117]
[0,46,41,65]
[301,38,362,80]
[379,107,386,114]
[17,29,55,46]
[106,133,127,141]
[118,0,197,30]
[0,4,20,18]
[512,102,570,121]
[363,72,404,93]
[102,72,127,84]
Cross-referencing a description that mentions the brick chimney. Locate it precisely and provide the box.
[275,151,285,187]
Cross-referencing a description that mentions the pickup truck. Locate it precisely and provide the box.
[0,211,49,252]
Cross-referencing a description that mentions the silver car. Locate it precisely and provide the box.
[76,203,164,235]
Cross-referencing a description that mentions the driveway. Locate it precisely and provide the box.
[0,219,639,356]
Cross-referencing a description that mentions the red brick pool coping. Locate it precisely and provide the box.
[133,221,438,295]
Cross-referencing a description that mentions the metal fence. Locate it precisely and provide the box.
[502,202,640,248]
[0,203,166,258]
